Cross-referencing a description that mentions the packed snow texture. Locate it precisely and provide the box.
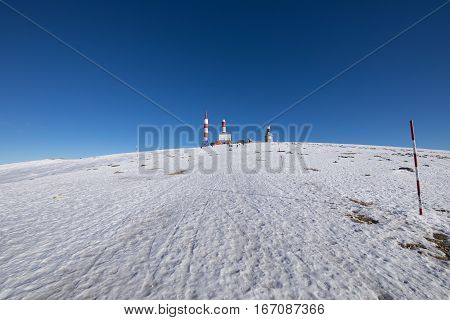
[0,142,449,299]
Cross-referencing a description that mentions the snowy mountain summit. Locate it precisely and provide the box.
[0,142,449,299]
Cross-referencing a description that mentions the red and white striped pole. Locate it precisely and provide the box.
[222,119,226,133]
[410,120,423,215]
[203,112,209,146]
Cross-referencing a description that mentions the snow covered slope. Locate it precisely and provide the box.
[0,142,449,299]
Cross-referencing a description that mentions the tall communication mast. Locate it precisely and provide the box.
[202,112,209,147]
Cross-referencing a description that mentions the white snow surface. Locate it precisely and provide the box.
[0,142,449,299]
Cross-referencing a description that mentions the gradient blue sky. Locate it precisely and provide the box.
[1,0,449,164]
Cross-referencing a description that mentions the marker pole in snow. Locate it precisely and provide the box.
[410,120,423,215]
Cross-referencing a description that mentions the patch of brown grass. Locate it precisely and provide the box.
[347,214,378,224]
[400,243,425,250]
[425,233,449,261]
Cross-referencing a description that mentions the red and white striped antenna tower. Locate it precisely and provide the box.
[410,120,423,215]
[222,119,226,133]
[202,111,209,146]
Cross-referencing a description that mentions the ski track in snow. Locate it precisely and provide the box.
[0,142,449,299]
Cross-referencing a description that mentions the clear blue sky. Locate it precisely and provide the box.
[1,0,449,164]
